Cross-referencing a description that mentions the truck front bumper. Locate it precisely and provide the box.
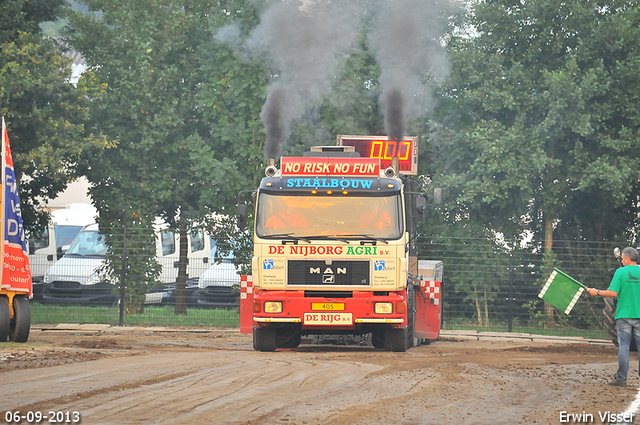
[252,290,407,329]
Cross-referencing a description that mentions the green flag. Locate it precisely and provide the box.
[538,268,586,315]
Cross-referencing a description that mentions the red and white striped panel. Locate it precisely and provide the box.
[420,280,441,305]
[240,275,253,299]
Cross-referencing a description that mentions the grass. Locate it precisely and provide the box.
[30,303,240,328]
[29,303,609,339]
[443,317,609,340]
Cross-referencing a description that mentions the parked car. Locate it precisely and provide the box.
[195,242,242,309]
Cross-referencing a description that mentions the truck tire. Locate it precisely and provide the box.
[253,326,277,352]
[384,327,407,352]
[9,296,30,343]
[371,330,385,349]
[277,329,301,349]
[0,297,9,342]
[603,297,637,351]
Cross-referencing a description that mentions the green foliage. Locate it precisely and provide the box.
[194,40,267,212]
[1,0,109,228]
[99,222,161,314]
[65,0,267,312]
[67,0,266,223]
[0,0,66,44]
[430,0,640,240]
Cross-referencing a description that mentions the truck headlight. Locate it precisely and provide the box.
[374,302,393,314]
[264,301,283,314]
[44,270,51,284]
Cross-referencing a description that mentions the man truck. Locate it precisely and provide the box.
[237,136,442,352]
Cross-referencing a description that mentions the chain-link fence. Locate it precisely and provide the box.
[419,237,620,339]
[29,225,243,328]
[27,225,620,338]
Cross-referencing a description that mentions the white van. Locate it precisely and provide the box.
[42,223,213,305]
[28,204,97,300]
[28,203,97,280]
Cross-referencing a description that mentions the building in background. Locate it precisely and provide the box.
[47,177,91,211]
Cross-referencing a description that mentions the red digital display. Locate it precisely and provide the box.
[337,136,418,175]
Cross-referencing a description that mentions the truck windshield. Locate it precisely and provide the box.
[256,193,403,240]
[66,230,107,256]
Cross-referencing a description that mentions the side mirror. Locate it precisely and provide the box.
[28,239,35,254]
[237,204,248,230]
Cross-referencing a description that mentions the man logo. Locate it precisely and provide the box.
[374,260,385,271]
[310,267,347,275]
[309,265,347,284]
[263,259,274,270]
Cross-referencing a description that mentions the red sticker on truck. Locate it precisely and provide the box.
[281,157,380,176]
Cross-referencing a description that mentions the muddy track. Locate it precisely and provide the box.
[0,329,635,424]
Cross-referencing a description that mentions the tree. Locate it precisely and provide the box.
[0,0,108,228]
[66,0,266,313]
[430,0,640,325]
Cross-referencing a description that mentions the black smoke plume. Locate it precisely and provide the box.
[370,0,452,142]
[216,0,454,157]
[249,1,362,159]
[383,87,405,142]
[262,84,286,159]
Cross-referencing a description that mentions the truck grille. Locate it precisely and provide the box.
[287,260,369,286]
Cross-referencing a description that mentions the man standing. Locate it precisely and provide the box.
[588,247,640,387]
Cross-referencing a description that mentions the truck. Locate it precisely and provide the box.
[237,136,442,352]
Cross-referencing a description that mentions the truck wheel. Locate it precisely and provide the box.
[603,297,637,351]
[277,329,301,349]
[253,326,277,352]
[384,327,407,352]
[371,330,385,349]
[9,296,30,343]
[0,297,9,342]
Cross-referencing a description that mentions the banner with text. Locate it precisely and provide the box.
[1,117,32,295]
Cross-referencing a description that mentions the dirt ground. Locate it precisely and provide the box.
[0,328,637,425]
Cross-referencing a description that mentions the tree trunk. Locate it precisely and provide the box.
[544,213,555,329]
[474,284,483,326]
[174,222,189,316]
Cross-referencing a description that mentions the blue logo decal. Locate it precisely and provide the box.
[374,260,385,271]
[286,177,374,189]
[263,259,274,270]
